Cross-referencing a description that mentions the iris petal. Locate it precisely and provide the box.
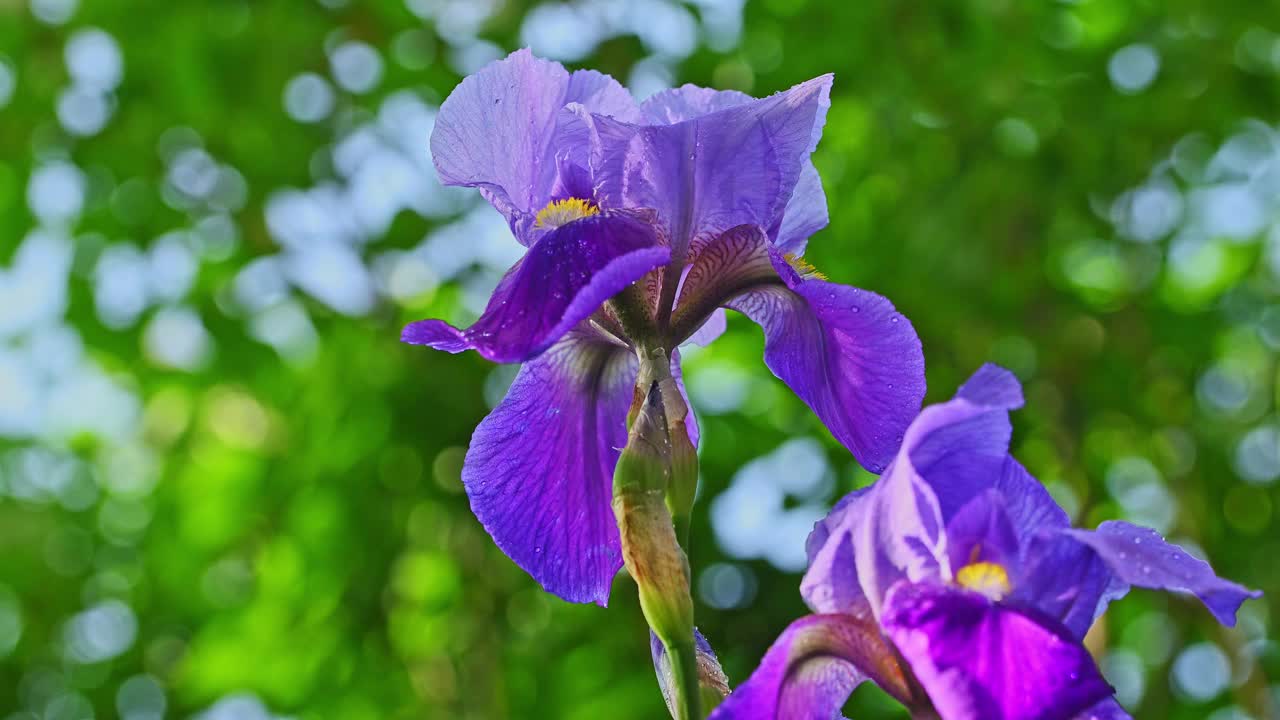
[585,76,832,257]
[1063,520,1261,626]
[402,212,668,363]
[460,331,637,605]
[637,84,830,254]
[707,613,914,720]
[881,582,1113,720]
[430,49,639,242]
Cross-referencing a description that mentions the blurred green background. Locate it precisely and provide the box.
[1,0,1278,718]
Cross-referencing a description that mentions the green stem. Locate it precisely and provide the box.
[661,638,702,720]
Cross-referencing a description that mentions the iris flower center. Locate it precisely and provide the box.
[536,197,599,229]
[955,561,1012,601]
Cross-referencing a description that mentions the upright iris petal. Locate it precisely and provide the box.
[430,48,639,242]
[581,75,831,256]
[713,364,1260,720]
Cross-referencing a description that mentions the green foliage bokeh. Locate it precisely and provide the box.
[0,1,1277,718]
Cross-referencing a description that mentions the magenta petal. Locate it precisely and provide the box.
[462,332,637,604]
[728,274,925,474]
[1063,521,1262,626]
[882,583,1113,720]
[430,49,638,238]
[708,614,913,720]
[401,212,668,363]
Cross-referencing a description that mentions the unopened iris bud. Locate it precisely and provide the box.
[614,381,700,719]
[651,630,730,718]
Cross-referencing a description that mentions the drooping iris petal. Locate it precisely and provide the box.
[732,280,924,473]
[402,212,668,363]
[881,582,1113,720]
[1063,521,1262,626]
[460,331,638,604]
[1014,531,1124,639]
[585,76,832,256]
[707,614,915,720]
[430,48,639,241]
[717,236,923,473]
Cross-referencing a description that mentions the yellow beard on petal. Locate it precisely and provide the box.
[535,197,599,229]
[955,561,1012,601]
[783,252,828,281]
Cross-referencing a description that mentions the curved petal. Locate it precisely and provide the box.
[802,488,875,617]
[1063,521,1262,626]
[586,75,833,256]
[708,614,914,720]
[944,490,1020,573]
[640,85,753,124]
[881,583,1113,720]
[401,212,668,363]
[726,249,925,473]
[1013,531,1124,639]
[461,331,638,604]
[774,160,829,255]
[430,49,639,239]
[640,85,830,254]
[681,308,727,347]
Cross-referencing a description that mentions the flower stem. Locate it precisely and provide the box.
[615,352,703,720]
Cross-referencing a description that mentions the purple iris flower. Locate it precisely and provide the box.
[710,364,1260,720]
[402,50,926,606]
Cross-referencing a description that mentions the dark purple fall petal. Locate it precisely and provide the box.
[1063,521,1262,626]
[585,76,832,257]
[401,212,668,363]
[429,49,639,242]
[728,248,926,474]
[708,613,914,720]
[460,332,638,605]
[881,582,1113,720]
